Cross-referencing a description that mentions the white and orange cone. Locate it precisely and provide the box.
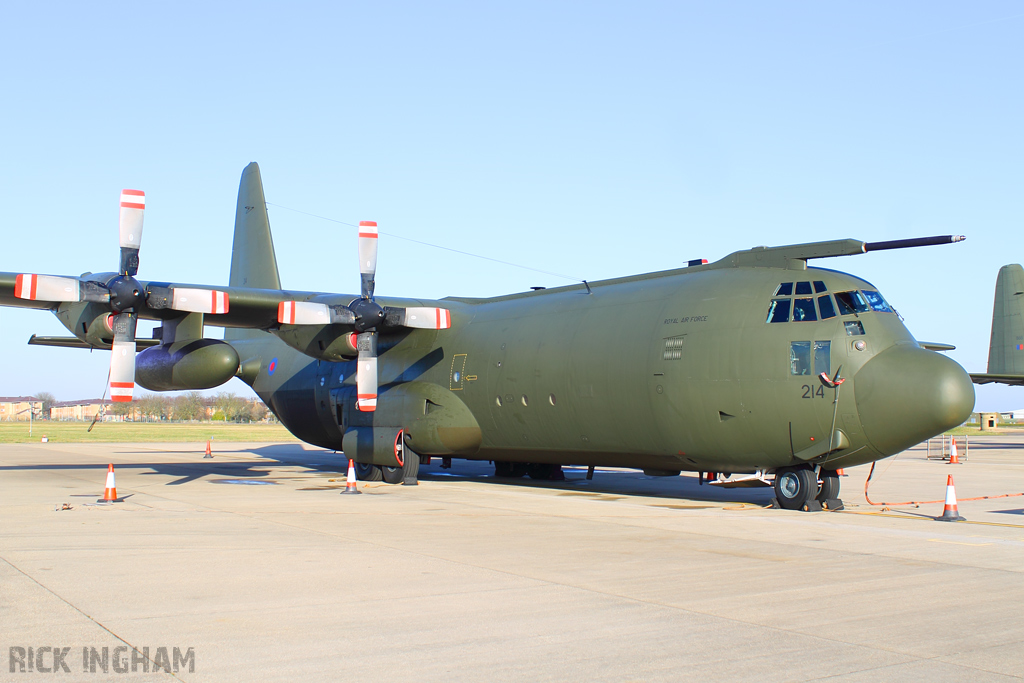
[204,439,213,459]
[935,474,964,522]
[949,437,960,464]
[340,459,361,495]
[98,463,119,503]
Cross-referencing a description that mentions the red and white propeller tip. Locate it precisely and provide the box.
[109,340,136,403]
[278,301,330,325]
[118,189,145,250]
[356,355,378,412]
[13,274,80,301]
[172,288,229,315]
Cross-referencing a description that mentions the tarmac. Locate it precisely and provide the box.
[2,436,1023,682]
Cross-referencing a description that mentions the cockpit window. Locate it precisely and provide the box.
[818,295,836,319]
[792,298,817,321]
[775,283,793,296]
[845,320,865,336]
[861,290,893,313]
[795,281,812,295]
[766,299,791,323]
[813,281,828,293]
[790,342,811,375]
[834,290,870,315]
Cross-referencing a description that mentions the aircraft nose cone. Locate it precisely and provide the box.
[854,345,975,456]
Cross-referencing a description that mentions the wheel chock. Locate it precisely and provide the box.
[802,500,823,512]
[822,498,844,511]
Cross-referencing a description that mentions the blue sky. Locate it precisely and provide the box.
[1,2,1022,410]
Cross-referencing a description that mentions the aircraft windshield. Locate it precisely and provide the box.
[861,290,893,313]
[834,290,870,315]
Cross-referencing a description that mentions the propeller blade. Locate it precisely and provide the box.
[14,274,80,301]
[118,189,145,276]
[170,288,229,314]
[396,307,452,329]
[109,312,137,403]
[278,301,330,325]
[355,331,377,412]
[358,221,378,300]
[277,301,357,325]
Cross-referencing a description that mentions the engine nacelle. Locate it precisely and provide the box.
[136,339,240,391]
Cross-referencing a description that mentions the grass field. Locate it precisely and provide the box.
[0,421,299,444]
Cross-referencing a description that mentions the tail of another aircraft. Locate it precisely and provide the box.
[986,264,1024,374]
[225,162,281,341]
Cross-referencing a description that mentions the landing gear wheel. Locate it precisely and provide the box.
[355,461,382,481]
[774,467,819,510]
[382,448,421,485]
[817,470,840,501]
[401,447,420,485]
[381,466,404,484]
[494,461,526,478]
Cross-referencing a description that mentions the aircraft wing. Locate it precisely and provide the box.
[0,271,348,332]
[970,373,1024,386]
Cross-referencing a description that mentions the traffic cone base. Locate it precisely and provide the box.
[935,474,964,522]
[98,463,120,503]
[340,458,361,495]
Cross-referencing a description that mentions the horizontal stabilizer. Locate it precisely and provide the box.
[970,373,1024,386]
[28,334,161,351]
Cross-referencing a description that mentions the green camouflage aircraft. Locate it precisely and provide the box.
[0,163,976,510]
[972,264,1024,386]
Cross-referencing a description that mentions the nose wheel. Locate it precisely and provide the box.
[773,467,819,510]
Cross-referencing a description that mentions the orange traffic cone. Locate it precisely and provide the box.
[949,438,960,464]
[837,468,847,476]
[204,440,213,459]
[340,459,361,495]
[935,474,964,522]
[98,464,119,503]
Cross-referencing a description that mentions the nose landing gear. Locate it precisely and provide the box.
[774,467,819,510]
[772,466,843,511]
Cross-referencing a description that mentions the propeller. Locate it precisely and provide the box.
[14,189,231,402]
[276,220,452,412]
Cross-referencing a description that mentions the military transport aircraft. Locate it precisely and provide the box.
[972,263,1024,386]
[0,163,976,511]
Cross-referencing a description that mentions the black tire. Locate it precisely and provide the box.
[355,461,382,481]
[817,471,840,501]
[401,446,420,485]
[381,465,404,484]
[774,467,819,510]
[382,448,421,485]
[494,461,526,478]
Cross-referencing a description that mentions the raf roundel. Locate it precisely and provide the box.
[267,358,278,376]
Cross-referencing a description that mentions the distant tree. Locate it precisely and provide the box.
[215,392,252,422]
[174,392,206,422]
[109,401,132,418]
[251,402,269,422]
[35,391,56,418]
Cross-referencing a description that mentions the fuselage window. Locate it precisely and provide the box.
[790,341,811,375]
[814,341,831,376]
[792,298,818,321]
[775,283,793,296]
[795,281,812,295]
[813,280,828,293]
[861,290,893,313]
[845,320,865,336]
[834,290,870,315]
[766,299,791,323]
[818,294,836,319]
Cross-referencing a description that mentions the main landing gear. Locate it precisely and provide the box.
[773,466,842,511]
[493,461,565,481]
[355,448,421,485]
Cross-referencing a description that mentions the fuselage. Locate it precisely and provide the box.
[239,262,975,474]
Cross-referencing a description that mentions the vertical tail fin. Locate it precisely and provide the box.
[226,162,280,341]
[986,264,1024,374]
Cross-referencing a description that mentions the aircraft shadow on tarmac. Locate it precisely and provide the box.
[5,444,782,505]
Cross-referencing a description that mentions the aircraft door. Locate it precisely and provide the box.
[787,340,834,458]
